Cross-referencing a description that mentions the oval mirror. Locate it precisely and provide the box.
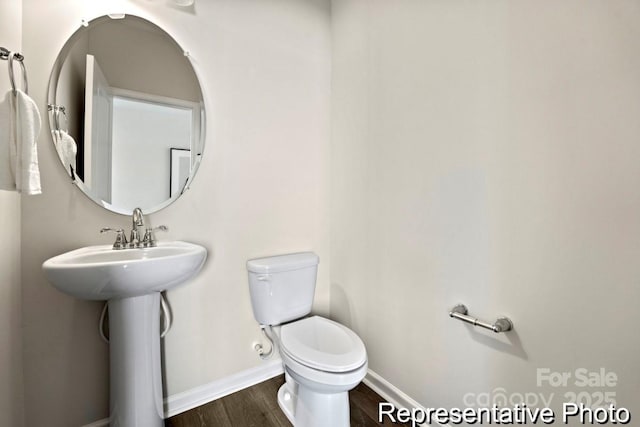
[47,15,205,214]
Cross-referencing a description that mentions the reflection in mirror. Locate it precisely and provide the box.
[48,15,205,214]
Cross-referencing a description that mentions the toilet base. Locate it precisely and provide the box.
[277,379,350,427]
[277,381,297,425]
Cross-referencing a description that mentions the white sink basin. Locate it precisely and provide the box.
[43,239,207,426]
[42,241,207,300]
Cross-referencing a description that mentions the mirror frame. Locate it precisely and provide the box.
[47,14,206,215]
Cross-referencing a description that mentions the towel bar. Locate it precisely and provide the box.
[1,47,28,94]
[449,304,513,333]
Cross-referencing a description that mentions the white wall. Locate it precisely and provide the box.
[0,1,24,426]
[331,0,640,418]
[21,0,331,425]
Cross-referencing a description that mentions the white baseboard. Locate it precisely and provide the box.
[363,369,426,414]
[165,358,284,417]
[364,369,449,427]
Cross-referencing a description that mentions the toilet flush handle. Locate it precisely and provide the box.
[256,274,273,296]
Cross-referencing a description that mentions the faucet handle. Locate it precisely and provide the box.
[100,227,129,250]
[142,225,168,248]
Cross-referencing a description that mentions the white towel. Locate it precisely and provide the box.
[0,91,16,191]
[14,89,41,195]
[0,89,42,194]
[53,129,77,179]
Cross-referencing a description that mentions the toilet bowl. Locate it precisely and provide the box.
[273,316,368,427]
[247,253,368,427]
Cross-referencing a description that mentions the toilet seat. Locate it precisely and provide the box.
[280,316,366,373]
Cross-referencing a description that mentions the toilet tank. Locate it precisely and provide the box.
[247,252,319,326]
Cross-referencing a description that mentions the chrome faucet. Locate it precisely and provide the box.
[130,207,145,248]
[101,208,168,250]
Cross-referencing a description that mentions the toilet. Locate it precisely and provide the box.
[247,252,368,427]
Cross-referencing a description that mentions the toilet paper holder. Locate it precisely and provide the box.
[449,304,513,333]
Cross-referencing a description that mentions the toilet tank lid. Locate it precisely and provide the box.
[247,252,319,274]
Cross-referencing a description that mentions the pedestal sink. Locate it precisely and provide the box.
[42,241,207,427]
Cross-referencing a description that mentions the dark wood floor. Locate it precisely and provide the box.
[165,375,409,426]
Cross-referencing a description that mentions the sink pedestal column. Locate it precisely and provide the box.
[109,293,163,427]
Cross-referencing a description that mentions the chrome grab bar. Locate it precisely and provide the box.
[449,304,513,333]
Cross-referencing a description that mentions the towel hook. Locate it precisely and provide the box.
[8,52,28,95]
[48,104,68,133]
